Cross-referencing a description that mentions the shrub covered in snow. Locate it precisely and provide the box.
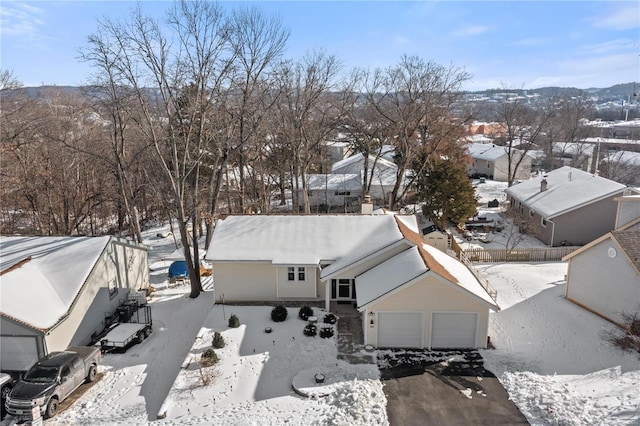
[271,305,288,322]
[212,331,225,349]
[228,314,240,328]
[200,348,219,367]
[299,306,314,320]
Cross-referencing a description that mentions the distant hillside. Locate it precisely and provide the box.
[467,82,637,101]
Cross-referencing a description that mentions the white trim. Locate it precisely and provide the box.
[429,311,479,349]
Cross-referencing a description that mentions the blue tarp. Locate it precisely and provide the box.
[168,260,188,278]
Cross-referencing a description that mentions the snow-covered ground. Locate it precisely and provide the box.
[3,186,639,425]
[478,262,640,426]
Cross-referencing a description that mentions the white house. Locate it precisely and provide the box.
[599,150,640,186]
[206,213,499,349]
[466,143,533,182]
[331,153,411,204]
[0,236,149,373]
[562,195,640,326]
[297,173,362,212]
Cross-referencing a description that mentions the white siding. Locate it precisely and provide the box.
[566,238,640,324]
[47,240,148,351]
[276,266,317,298]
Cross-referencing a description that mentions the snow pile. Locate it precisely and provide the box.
[501,367,640,426]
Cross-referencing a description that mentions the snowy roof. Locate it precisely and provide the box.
[505,166,628,219]
[206,215,404,265]
[299,174,362,191]
[466,134,494,144]
[466,143,508,161]
[331,153,397,174]
[355,227,499,311]
[601,150,640,167]
[552,142,595,156]
[0,236,111,330]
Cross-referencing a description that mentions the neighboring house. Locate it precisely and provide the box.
[331,153,411,204]
[0,236,149,373]
[207,213,499,349]
[466,143,533,182]
[599,150,640,186]
[297,174,363,212]
[562,195,640,326]
[551,142,595,172]
[505,166,637,246]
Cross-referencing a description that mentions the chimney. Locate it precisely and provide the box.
[540,178,548,192]
[361,194,373,215]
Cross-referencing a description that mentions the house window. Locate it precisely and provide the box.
[335,191,350,196]
[529,209,535,218]
[108,277,118,298]
[541,218,547,227]
[287,266,305,281]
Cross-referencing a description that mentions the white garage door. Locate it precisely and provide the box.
[0,336,39,371]
[431,312,478,349]
[377,312,423,348]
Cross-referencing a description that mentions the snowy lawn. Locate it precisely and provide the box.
[477,262,640,426]
[4,219,638,426]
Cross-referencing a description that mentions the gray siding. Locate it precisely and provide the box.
[551,196,620,246]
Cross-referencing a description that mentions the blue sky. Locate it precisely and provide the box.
[1,1,638,90]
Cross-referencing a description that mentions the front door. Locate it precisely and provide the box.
[337,278,352,300]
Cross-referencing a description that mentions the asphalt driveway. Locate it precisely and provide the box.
[380,350,529,426]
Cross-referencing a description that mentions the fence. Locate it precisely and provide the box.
[459,251,498,302]
[461,247,577,263]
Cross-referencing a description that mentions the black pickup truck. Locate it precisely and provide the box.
[5,346,101,419]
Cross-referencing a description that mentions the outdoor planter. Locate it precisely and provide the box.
[319,327,334,339]
[303,324,317,337]
[314,373,325,384]
[323,314,337,324]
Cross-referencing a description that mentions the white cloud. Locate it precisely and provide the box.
[511,37,550,47]
[452,25,492,38]
[578,38,637,55]
[591,4,639,30]
[0,3,46,37]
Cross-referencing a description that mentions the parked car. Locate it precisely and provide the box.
[1,373,13,419]
[5,346,101,419]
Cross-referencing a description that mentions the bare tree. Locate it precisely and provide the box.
[491,86,555,186]
[203,5,288,248]
[274,49,348,213]
[362,55,471,208]
[85,1,233,298]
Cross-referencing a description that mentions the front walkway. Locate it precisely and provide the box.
[330,301,374,364]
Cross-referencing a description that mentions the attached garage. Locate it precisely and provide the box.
[377,312,423,348]
[0,335,41,372]
[430,312,478,349]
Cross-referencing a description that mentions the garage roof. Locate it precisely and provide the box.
[356,219,500,311]
[0,236,111,330]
